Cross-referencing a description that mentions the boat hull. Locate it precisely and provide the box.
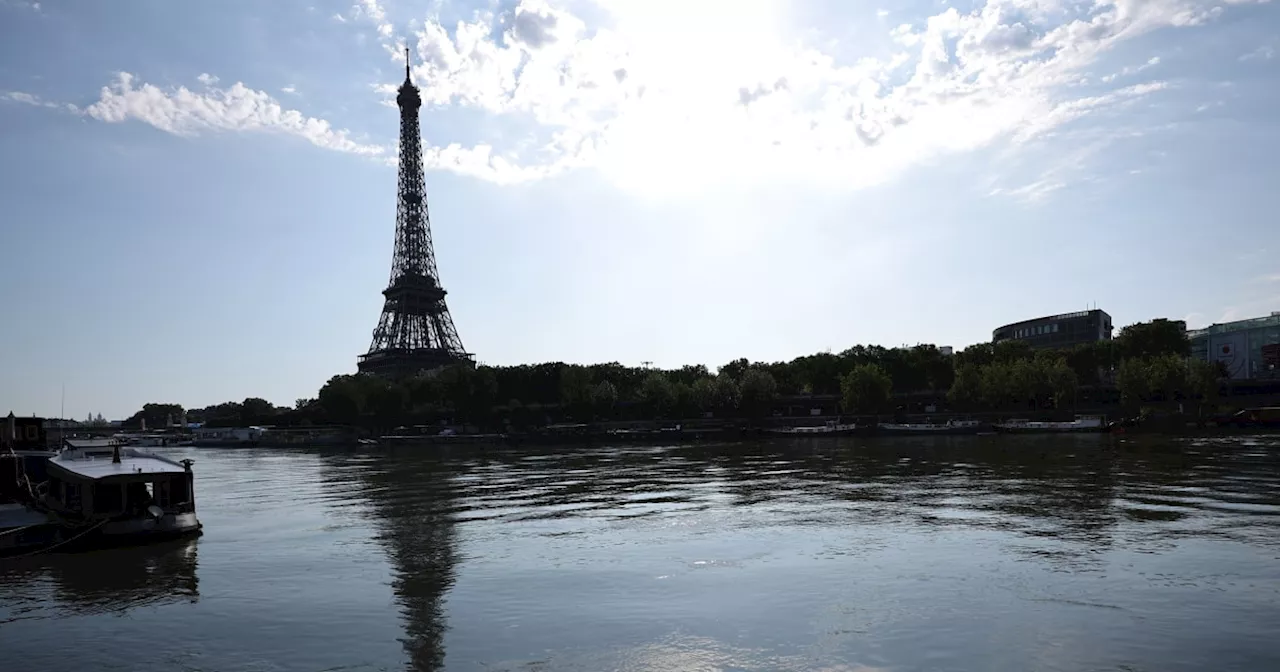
[877,424,987,436]
[993,424,1106,434]
[1,513,203,558]
[765,427,859,437]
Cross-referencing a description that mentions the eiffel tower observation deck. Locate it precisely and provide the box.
[358,50,473,378]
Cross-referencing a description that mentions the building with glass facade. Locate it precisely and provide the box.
[992,309,1113,350]
[1188,312,1280,380]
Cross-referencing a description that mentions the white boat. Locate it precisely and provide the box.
[766,420,859,436]
[994,415,1106,434]
[2,439,202,557]
[191,426,264,447]
[878,419,987,435]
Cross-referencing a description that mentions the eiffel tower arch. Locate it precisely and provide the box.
[359,50,473,378]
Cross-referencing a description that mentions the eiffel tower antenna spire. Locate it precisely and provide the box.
[358,46,472,378]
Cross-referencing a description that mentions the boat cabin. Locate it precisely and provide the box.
[4,412,48,451]
[2,414,54,505]
[43,440,196,522]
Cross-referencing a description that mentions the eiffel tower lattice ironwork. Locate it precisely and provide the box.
[358,49,472,378]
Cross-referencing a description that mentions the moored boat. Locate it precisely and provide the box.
[994,415,1106,434]
[877,419,986,436]
[2,439,203,558]
[765,420,859,436]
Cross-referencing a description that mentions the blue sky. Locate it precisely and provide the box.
[2,0,1278,420]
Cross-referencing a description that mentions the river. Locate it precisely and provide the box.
[2,434,1278,671]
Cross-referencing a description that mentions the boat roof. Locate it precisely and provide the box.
[64,438,117,449]
[48,446,188,481]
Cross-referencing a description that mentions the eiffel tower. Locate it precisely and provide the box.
[358,50,472,378]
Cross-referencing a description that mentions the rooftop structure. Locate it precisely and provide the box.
[992,309,1113,350]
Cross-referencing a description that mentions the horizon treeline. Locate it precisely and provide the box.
[114,319,1220,430]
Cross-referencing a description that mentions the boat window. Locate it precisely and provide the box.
[64,482,82,509]
[155,479,173,507]
[94,482,125,515]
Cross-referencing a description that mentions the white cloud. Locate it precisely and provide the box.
[196,73,219,86]
[348,0,394,38]
[1240,42,1276,61]
[1100,55,1161,82]
[2,90,79,112]
[281,85,298,94]
[65,72,556,184]
[83,72,386,157]
[990,178,1067,202]
[28,0,1269,195]
[349,0,1259,197]
[0,0,42,11]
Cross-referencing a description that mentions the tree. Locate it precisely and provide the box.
[738,368,777,419]
[640,372,676,416]
[438,365,498,424]
[558,365,594,417]
[1116,319,1189,360]
[1064,342,1105,386]
[1145,354,1188,404]
[948,364,983,407]
[241,397,278,425]
[840,363,892,413]
[1116,358,1150,407]
[717,358,751,381]
[980,362,1014,408]
[318,375,368,425]
[692,377,717,411]
[590,380,618,417]
[1187,358,1221,411]
[124,403,184,430]
[1046,358,1079,409]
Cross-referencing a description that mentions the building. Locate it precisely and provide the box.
[1188,312,1280,380]
[992,309,1113,350]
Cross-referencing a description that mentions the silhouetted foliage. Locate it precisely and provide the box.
[125,315,1223,429]
[840,364,892,413]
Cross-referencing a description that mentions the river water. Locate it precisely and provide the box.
[2,435,1279,671]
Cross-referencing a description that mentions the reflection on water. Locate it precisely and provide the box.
[333,454,459,672]
[1,539,199,624]
[1,434,1278,672]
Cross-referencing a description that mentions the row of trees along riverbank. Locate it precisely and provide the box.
[121,318,1244,432]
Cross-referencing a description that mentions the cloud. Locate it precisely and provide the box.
[348,0,393,38]
[61,72,555,184]
[1240,42,1276,61]
[23,0,1269,194]
[1100,56,1161,83]
[79,73,387,158]
[349,0,1260,197]
[2,90,79,112]
[0,0,41,11]
[989,178,1067,203]
[281,85,298,94]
